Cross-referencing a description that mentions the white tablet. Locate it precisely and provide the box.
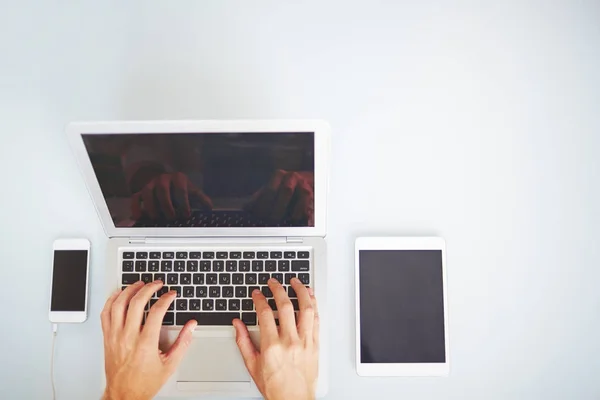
[355,237,449,376]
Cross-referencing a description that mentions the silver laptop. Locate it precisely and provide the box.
[68,120,329,397]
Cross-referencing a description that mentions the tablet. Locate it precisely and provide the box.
[355,237,449,376]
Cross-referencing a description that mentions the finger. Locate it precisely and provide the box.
[156,174,176,219]
[101,289,121,335]
[142,182,158,219]
[233,319,259,374]
[165,319,198,369]
[268,279,298,339]
[173,172,191,218]
[291,181,313,223]
[111,281,145,331]
[253,170,286,219]
[252,289,278,343]
[124,280,164,336]
[130,192,143,220]
[291,278,314,341]
[142,290,178,343]
[189,183,213,210]
[308,287,320,347]
[271,172,298,221]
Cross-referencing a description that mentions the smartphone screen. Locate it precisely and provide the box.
[50,250,88,312]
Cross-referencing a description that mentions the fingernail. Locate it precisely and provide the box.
[291,277,300,284]
[189,321,197,332]
[134,281,144,285]
[154,279,163,284]
[252,289,261,295]
[268,278,278,284]
[169,290,177,295]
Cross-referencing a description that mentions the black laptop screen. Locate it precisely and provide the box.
[81,132,315,228]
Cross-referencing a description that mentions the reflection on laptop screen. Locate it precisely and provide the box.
[81,132,315,228]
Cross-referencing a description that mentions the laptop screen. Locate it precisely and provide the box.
[81,132,315,228]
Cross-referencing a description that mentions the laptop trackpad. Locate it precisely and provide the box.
[177,337,251,384]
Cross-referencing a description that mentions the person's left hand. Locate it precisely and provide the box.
[101,281,197,400]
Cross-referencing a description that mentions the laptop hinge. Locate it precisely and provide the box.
[129,237,146,244]
[286,237,304,244]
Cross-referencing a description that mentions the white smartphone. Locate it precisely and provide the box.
[49,238,91,323]
[355,237,449,376]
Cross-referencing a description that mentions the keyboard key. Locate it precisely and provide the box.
[183,286,194,297]
[171,286,182,297]
[245,273,257,285]
[176,252,188,259]
[206,273,218,285]
[239,260,251,272]
[213,261,224,272]
[248,286,260,296]
[268,299,277,310]
[141,273,152,284]
[291,299,299,310]
[187,260,198,272]
[135,260,147,272]
[265,261,277,271]
[150,252,161,259]
[259,273,270,284]
[196,286,207,297]
[161,260,173,272]
[288,287,297,298]
[174,260,185,272]
[190,299,201,310]
[223,286,234,298]
[232,273,244,285]
[122,286,127,291]
[219,273,231,285]
[229,299,241,311]
[270,251,282,259]
[257,251,269,259]
[180,273,191,285]
[168,299,174,310]
[235,286,247,298]
[216,299,227,310]
[123,252,134,259]
[193,273,205,285]
[190,252,202,259]
[216,252,228,259]
[298,273,310,285]
[252,261,264,272]
[200,261,211,272]
[262,286,273,298]
[298,251,310,259]
[285,273,296,284]
[162,252,174,259]
[202,299,214,311]
[203,252,215,259]
[272,273,283,284]
[284,251,296,259]
[242,299,254,310]
[122,260,134,271]
[243,251,255,259]
[148,260,159,272]
[229,252,242,259]
[167,274,178,284]
[242,312,257,326]
[176,299,187,310]
[209,286,221,298]
[154,273,166,283]
[176,312,240,325]
[122,273,140,284]
[291,260,309,272]
[278,260,290,271]
[162,312,175,325]
[136,252,148,259]
[157,285,169,297]
[226,261,237,272]
[268,299,299,311]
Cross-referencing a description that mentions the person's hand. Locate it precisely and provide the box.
[131,172,212,220]
[101,281,197,400]
[233,278,319,400]
[246,170,314,224]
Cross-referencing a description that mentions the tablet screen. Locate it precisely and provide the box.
[359,250,446,363]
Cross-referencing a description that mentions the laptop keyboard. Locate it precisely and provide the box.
[120,248,311,327]
[133,211,302,228]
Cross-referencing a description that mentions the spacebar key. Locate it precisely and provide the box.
[176,312,240,326]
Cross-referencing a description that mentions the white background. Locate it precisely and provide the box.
[1,1,599,399]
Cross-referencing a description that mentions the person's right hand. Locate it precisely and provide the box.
[131,172,212,220]
[233,278,319,400]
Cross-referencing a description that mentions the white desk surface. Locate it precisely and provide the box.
[1,1,599,399]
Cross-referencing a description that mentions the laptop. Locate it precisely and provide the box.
[67,120,330,397]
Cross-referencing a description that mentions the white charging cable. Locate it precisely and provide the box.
[51,323,58,400]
